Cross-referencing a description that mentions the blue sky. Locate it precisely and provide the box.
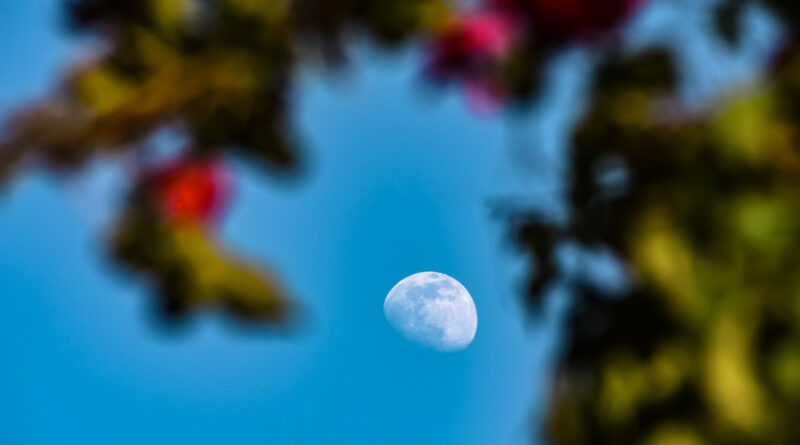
[0,1,779,444]
[0,2,562,444]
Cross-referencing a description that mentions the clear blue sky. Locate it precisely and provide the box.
[0,1,777,444]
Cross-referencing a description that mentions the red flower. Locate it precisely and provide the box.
[145,157,234,228]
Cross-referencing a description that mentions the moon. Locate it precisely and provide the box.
[384,272,477,352]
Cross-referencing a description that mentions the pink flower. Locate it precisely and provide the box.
[427,11,519,81]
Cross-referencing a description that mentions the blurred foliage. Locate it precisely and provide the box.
[503,2,800,443]
[513,39,800,445]
[5,0,800,444]
[0,0,453,326]
[112,201,295,324]
[0,0,638,327]
[109,155,296,324]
